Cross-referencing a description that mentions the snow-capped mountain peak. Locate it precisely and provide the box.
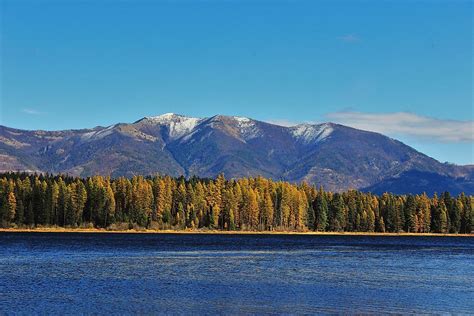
[232,116,251,123]
[142,113,203,139]
[146,113,189,122]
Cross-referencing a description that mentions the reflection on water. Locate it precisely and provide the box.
[0,233,473,314]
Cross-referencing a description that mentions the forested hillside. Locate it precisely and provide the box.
[0,173,472,233]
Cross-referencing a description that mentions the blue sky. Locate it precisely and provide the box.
[1,0,472,164]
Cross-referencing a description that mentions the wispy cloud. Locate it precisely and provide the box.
[22,108,42,115]
[326,111,474,143]
[338,34,360,43]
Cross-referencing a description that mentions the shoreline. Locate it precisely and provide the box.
[0,228,472,237]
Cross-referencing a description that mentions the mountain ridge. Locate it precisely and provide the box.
[1,113,472,194]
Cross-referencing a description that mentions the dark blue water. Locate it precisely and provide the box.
[0,233,473,314]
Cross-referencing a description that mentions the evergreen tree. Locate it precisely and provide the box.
[449,199,462,234]
[262,191,274,230]
[6,191,16,224]
[367,206,375,232]
[280,185,291,229]
[103,183,116,227]
[313,188,328,231]
[329,193,345,232]
[437,201,448,233]
[248,188,259,229]
[404,195,417,232]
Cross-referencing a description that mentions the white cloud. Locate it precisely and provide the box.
[22,108,42,115]
[326,111,474,143]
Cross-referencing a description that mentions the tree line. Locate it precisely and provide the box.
[0,172,472,233]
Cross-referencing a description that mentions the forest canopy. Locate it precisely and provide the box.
[0,172,472,233]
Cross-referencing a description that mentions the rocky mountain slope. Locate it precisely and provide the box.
[1,113,472,194]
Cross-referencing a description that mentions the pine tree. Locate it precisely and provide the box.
[222,187,237,230]
[248,188,259,229]
[76,181,87,226]
[233,183,243,228]
[14,179,25,226]
[460,193,472,233]
[65,183,78,226]
[313,188,328,231]
[57,178,68,227]
[280,185,291,229]
[154,178,166,223]
[6,191,16,224]
[345,192,357,232]
[449,199,462,234]
[404,195,417,232]
[469,196,473,233]
[329,193,345,232]
[430,193,439,232]
[31,178,46,226]
[262,191,274,230]
[367,206,375,232]
[438,201,448,233]
[46,181,59,226]
[420,193,431,233]
[378,216,386,233]
[294,190,306,230]
[442,192,453,231]
[103,183,116,227]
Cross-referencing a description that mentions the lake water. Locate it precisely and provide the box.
[0,233,473,314]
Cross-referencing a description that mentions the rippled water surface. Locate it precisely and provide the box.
[0,233,473,314]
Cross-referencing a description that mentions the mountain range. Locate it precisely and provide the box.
[1,113,472,194]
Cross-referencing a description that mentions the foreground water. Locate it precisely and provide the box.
[0,233,473,314]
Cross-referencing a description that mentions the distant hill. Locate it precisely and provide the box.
[1,113,472,194]
[363,170,474,196]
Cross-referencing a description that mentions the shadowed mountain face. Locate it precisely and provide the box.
[1,113,472,194]
[363,170,474,196]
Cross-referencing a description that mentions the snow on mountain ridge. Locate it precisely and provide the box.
[233,116,261,140]
[138,113,333,143]
[80,124,116,141]
[290,123,334,144]
[197,115,260,141]
[144,113,203,139]
[233,116,251,123]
